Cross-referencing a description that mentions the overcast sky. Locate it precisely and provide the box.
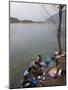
[10,2,59,21]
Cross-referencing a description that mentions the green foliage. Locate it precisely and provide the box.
[11,65,20,80]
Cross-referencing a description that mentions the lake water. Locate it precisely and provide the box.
[9,23,65,87]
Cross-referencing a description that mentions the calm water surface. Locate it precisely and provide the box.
[9,23,65,85]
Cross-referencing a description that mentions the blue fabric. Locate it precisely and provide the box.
[31,80,37,87]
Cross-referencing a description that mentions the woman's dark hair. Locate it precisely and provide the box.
[28,67,32,72]
[38,54,41,58]
[38,54,42,62]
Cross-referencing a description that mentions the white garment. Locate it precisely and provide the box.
[58,69,62,76]
[24,70,29,76]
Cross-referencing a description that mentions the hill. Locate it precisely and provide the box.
[10,17,20,23]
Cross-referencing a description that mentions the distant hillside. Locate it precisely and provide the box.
[10,17,34,23]
[10,17,20,23]
[10,17,44,23]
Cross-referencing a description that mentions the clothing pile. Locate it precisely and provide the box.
[22,55,46,88]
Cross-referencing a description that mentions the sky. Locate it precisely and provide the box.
[10,2,59,21]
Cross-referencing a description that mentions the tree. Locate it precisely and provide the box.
[57,5,64,54]
[41,4,65,53]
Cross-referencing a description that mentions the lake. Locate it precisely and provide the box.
[9,23,65,88]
